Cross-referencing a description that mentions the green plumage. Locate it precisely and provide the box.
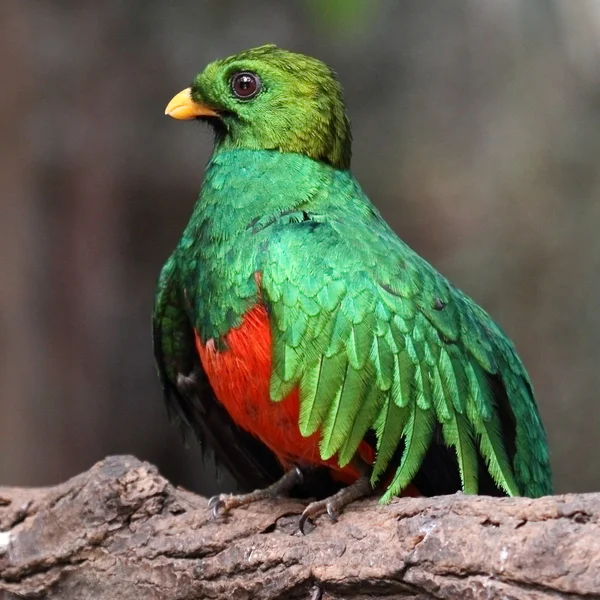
[154,45,552,501]
[257,167,550,498]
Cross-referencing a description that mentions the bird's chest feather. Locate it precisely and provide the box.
[195,302,328,468]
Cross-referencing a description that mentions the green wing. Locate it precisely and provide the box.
[153,255,196,405]
[261,216,552,501]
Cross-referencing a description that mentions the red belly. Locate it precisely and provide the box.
[195,303,373,481]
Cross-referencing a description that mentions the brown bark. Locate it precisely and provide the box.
[0,456,598,600]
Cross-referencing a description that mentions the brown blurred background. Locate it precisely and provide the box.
[1,1,599,496]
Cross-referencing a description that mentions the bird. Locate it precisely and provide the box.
[153,44,552,532]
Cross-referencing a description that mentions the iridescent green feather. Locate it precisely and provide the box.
[380,406,437,502]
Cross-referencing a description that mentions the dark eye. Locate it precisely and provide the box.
[231,72,261,100]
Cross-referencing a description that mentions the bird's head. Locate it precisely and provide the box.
[165,45,352,169]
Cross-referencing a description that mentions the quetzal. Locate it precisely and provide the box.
[153,45,552,530]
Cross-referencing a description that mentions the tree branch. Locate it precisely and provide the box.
[0,456,598,599]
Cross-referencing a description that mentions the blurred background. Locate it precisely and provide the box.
[1,0,599,496]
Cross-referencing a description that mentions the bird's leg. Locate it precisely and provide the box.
[299,469,374,535]
[208,466,303,518]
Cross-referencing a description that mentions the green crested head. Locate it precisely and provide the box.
[165,45,352,169]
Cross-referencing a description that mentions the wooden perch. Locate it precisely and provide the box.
[0,456,598,599]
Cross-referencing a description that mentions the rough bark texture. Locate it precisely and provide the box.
[0,456,598,600]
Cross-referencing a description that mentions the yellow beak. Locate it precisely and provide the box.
[164,88,219,120]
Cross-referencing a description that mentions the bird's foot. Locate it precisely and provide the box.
[298,476,372,534]
[208,466,303,518]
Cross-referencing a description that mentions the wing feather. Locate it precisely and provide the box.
[261,215,552,499]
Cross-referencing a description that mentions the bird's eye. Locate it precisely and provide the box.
[231,72,261,100]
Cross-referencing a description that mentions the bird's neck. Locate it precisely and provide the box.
[183,149,347,241]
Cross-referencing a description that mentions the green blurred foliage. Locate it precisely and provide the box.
[307,0,378,33]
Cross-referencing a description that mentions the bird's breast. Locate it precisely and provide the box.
[195,302,368,479]
[195,303,318,465]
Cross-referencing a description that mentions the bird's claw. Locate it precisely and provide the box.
[207,494,229,519]
[297,475,372,534]
[298,511,312,535]
[326,504,339,522]
[298,499,338,535]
